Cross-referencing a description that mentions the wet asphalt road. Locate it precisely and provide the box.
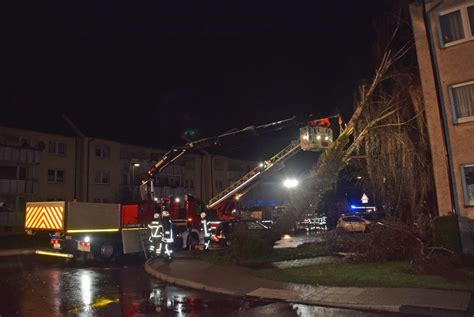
[0,254,418,317]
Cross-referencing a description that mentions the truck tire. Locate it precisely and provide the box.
[97,243,115,262]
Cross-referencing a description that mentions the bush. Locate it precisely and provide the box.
[230,223,280,267]
[432,216,462,253]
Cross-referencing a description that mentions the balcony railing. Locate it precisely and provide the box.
[0,178,39,194]
[0,145,41,164]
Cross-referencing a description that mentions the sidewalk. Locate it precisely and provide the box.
[0,248,35,256]
[145,257,474,316]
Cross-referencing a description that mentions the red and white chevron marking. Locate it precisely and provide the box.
[25,206,64,230]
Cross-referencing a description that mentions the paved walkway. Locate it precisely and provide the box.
[145,257,474,316]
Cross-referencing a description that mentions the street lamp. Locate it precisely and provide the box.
[283,178,299,189]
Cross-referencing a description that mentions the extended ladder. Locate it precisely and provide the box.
[207,140,301,208]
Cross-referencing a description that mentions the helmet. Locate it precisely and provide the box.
[200,212,206,219]
[162,210,170,217]
[153,213,160,219]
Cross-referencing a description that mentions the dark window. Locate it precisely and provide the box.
[462,165,474,206]
[468,6,474,35]
[48,142,66,156]
[439,10,464,44]
[48,169,64,183]
[94,171,110,184]
[95,145,110,159]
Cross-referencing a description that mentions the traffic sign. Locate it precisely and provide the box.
[361,193,369,204]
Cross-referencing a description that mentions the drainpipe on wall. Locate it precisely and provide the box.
[86,138,95,202]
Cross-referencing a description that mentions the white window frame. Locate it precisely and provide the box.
[449,80,474,124]
[47,169,65,183]
[437,2,474,48]
[95,171,110,185]
[461,164,474,206]
[48,141,66,156]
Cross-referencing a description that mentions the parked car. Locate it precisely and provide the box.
[212,219,268,246]
[336,215,371,232]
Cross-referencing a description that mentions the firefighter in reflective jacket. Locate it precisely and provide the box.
[200,212,211,250]
[161,210,174,259]
[148,213,163,256]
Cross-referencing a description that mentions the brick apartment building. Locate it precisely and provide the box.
[410,0,474,252]
[0,126,258,233]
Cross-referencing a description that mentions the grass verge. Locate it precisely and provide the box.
[199,244,332,266]
[254,261,474,291]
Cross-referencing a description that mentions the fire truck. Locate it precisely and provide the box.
[25,200,155,261]
[140,116,335,249]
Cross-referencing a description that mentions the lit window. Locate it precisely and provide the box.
[48,169,64,183]
[49,141,66,156]
[438,4,474,46]
[95,145,110,159]
[461,165,474,206]
[95,171,110,184]
[450,81,474,123]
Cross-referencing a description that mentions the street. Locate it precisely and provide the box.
[0,254,416,317]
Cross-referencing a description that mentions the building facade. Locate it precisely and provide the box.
[0,126,261,232]
[410,0,474,252]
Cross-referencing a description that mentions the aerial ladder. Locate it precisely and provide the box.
[206,117,336,223]
[140,116,299,201]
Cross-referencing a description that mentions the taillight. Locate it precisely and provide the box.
[79,241,91,247]
[187,217,193,222]
[50,239,59,244]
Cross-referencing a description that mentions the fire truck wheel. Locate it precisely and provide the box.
[187,233,199,251]
[98,243,115,261]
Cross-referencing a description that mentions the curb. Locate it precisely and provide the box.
[0,249,35,257]
[144,259,471,316]
[144,259,237,296]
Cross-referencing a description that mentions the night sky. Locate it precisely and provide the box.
[4,0,400,163]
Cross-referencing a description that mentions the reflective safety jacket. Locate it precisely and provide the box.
[201,218,211,238]
[161,217,174,243]
[148,220,163,239]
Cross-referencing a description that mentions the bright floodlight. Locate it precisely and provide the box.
[133,163,140,167]
[283,178,299,188]
[175,197,180,203]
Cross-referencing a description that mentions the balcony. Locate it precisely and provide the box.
[0,145,41,164]
[0,179,39,195]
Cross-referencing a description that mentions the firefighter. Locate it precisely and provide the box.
[200,212,211,250]
[160,210,174,259]
[148,213,163,257]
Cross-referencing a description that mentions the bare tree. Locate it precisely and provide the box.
[290,42,415,221]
